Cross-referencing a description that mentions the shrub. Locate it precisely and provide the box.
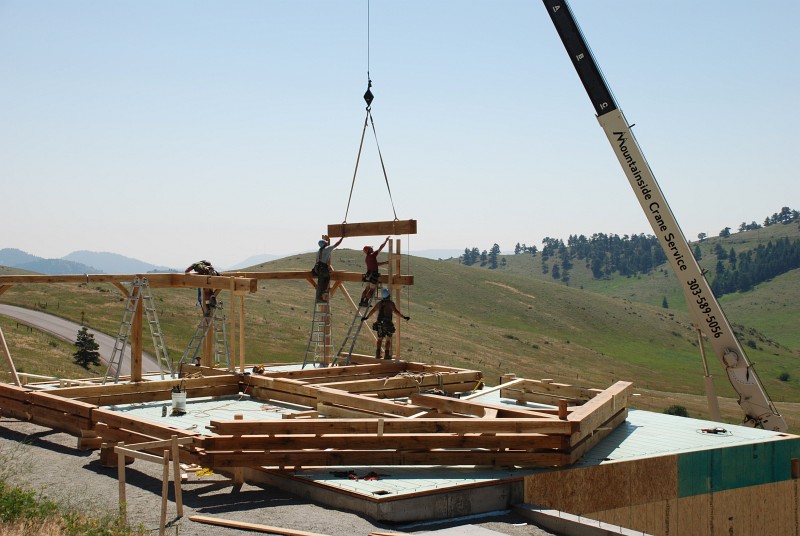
[664,405,689,417]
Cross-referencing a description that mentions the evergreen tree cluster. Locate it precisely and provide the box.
[711,237,800,296]
[564,233,666,280]
[460,207,798,288]
[763,206,800,227]
[513,243,539,256]
[460,244,503,269]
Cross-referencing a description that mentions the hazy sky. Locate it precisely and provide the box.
[2,1,798,269]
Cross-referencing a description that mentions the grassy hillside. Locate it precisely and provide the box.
[1,226,799,430]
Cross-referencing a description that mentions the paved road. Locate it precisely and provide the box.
[0,303,162,376]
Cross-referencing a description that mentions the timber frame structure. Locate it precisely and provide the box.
[0,360,632,470]
[0,218,632,475]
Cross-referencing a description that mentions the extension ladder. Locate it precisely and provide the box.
[302,291,333,368]
[178,298,230,370]
[103,276,173,384]
[333,293,377,366]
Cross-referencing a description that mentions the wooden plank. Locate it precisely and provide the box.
[566,408,627,463]
[403,362,481,374]
[189,515,329,536]
[26,404,91,434]
[51,374,239,399]
[568,381,632,444]
[200,432,565,451]
[114,446,165,464]
[249,376,318,395]
[0,396,32,419]
[95,422,163,446]
[202,448,567,468]
[0,383,33,402]
[29,390,96,419]
[327,219,417,238]
[313,387,426,417]
[501,378,603,401]
[123,437,196,451]
[93,408,198,439]
[317,403,400,419]
[409,393,562,419]
[206,417,573,436]
[316,370,482,393]
[0,273,258,293]
[260,362,407,380]
[462,378,526,400]
[250,387,316,408]
[73,384,240,407]
[354,382,482,400]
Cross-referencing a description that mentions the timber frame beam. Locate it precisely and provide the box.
[0,273,258,293]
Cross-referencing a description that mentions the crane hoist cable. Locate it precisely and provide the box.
[343,78,399,224]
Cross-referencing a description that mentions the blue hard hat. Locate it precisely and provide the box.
[381,288,390,299]
[318,240,327,248]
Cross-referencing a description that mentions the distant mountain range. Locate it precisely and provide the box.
[0,248,466,275]
[0,248,175,275]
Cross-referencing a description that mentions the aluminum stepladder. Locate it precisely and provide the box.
[332,287,380,366]
[302,289,334,368]
[103,276,173,384]
[178,297,230,370]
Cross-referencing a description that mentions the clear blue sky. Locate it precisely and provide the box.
[2,1,798,269]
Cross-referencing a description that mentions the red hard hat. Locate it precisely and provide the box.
[363,246,372,253]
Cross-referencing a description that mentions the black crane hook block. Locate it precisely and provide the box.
[363,79,374,108]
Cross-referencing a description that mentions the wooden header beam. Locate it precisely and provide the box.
[0,274,258,293]
[327,219,417,238]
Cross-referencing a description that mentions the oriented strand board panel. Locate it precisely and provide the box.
[584,480,799,536]
[675,494,710,536]
[524,455,676,514]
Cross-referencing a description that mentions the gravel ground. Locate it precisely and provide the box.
[0,418,559,536]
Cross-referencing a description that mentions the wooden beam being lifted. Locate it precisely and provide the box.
[327,219,417,238]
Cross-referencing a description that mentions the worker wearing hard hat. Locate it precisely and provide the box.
[362,288,409,359]
[359,236,390,306]
[313,234,344,302]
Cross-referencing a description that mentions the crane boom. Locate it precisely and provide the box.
[542,0,787,431]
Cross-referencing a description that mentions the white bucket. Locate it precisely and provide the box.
[171,391,187,413]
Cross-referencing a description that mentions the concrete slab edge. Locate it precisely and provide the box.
[513,504,653,536]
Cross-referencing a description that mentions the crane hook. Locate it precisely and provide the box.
[364,79,374,109]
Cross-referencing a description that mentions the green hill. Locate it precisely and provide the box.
[1,222,799,430]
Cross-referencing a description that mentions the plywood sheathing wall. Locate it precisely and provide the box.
[524,437,800,536]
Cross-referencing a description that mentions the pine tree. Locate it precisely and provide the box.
[488,243,500,269]
[74,326,101,369]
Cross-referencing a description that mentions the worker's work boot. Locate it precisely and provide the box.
[375,349,381,359]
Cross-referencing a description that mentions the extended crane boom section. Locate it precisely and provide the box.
[542,0,786,431]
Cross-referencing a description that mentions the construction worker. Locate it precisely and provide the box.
[359,236,390,306]
[185,260,220,276]
[314,234,344,302]
[362,288,409,359]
